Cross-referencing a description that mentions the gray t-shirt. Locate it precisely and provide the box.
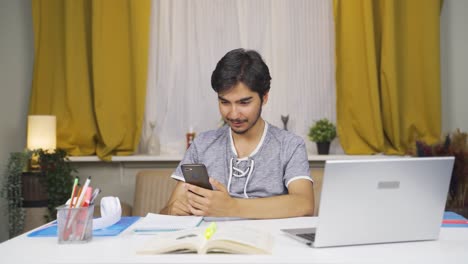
[172,122,311,198]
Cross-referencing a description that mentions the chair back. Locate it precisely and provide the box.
[133,169,177,216]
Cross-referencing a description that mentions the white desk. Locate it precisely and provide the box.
[1,217,467,264]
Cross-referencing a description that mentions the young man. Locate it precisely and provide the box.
[160,49,314,218]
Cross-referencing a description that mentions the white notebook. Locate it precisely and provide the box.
[133,213,203,234]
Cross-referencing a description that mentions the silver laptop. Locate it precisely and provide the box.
[282,157,454,247]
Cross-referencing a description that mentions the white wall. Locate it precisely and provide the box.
[441,1,468,132]
[0,0,34,241]
[0,0,467,242]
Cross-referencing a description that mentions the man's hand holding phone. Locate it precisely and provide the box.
[181,164,213,190]
[184,178,237,217]
[181,165,237,217]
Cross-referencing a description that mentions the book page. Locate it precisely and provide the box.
[136,227,206,254]
[204,226,273,254]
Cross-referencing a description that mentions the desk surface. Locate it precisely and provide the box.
[1,217,468,264]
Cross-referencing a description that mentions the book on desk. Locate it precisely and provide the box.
[136,223,273,254]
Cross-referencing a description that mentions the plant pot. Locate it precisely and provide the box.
[21,171,48,207]
[316,142,331,155]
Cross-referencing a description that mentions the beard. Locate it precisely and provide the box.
[227,106,263,135]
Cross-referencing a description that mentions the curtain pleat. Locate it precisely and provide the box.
[30,0,150,160]
[334,0,443,154]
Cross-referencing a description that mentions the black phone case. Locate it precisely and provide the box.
[181,164,213,190]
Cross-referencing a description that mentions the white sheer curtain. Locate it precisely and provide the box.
[140,0,338,156]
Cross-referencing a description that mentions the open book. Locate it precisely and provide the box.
[136,225,273,254]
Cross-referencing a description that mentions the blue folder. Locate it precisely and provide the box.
[27,216,141,237]
[442,211,468,228]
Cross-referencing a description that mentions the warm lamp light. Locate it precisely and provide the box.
[27,115,56,151]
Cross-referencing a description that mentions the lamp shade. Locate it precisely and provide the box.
[27,115,56,151]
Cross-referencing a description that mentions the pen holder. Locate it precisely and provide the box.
[57,204,94,243]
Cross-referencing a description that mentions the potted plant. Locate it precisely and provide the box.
[36,149,76,222]
[0,152,29,238]
[1,149,76,237]
[308,118,336,155]
[410,129,467,216]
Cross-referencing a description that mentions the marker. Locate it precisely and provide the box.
[204,222,217,239]
[82,187,93,207]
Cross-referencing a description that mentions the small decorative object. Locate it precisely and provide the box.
[147,121,160,155]
[281,115,289,131]
[410,129,467,216]
[308,118,337,155]
[186,126,196,149]
[219,118,227,128]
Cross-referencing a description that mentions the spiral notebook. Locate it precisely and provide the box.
[132,213,203,234]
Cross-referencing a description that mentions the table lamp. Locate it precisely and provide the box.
[27,115,56,170]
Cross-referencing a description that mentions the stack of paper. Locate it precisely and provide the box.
[133,213,203,234]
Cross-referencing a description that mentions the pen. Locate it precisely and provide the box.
[90,188,101,205]
[75,176,91,208]
[63,177,79,240]
[67,176,91,230]
[79,189,93,240]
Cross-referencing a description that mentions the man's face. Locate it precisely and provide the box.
[218,82,268,135]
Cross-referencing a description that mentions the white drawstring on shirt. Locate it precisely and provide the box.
[227,157,255,198]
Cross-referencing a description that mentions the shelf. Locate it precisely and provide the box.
[68,154,392,163]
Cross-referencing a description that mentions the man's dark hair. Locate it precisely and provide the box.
[211,48,271,99]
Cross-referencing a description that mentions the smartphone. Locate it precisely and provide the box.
[181,164,213,190]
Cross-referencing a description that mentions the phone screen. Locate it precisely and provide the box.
[181,164,213,190]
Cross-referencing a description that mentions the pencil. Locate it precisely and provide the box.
[69,177,79,208]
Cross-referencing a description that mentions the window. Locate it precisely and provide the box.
[141,0,336,155]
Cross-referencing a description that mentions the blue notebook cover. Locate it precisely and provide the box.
[27,216,141,237]
[442,211,468,228]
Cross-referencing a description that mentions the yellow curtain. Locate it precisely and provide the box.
[30,0,151,160]
[334,0,443,154]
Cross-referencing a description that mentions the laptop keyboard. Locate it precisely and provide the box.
[297,233,316,242]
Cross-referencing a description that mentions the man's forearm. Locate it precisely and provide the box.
[231,193,314,219]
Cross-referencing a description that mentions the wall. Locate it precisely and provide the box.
[441,1,468,132]
[0,0,34,241]
[0,0,467,242]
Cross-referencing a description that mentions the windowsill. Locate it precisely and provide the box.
[68,154,393,163]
